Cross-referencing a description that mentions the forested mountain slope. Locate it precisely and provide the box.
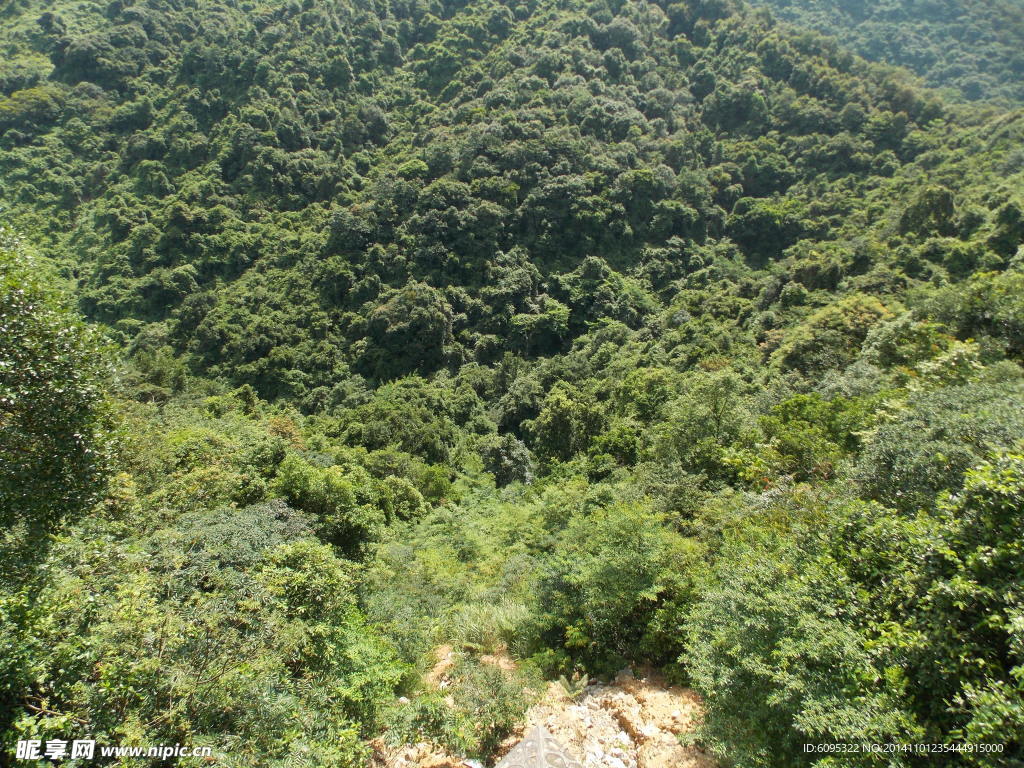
[1,0,1020,400]
[746,0,1024,104]
[1,0,1024,766]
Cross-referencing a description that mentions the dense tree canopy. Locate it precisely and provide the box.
[746,0,1024,105]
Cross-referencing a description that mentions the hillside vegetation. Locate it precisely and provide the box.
[746,0,1024,104]
[1,0,1023,765]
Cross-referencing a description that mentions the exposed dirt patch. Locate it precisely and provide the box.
[505,668,716,768]
[425,644,456,689]
[369,738,470,768]
[479,647,517,672]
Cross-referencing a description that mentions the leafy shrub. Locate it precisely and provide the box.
[925,269,1024,360]
[0,85,64,134]
[7,512,404,767]
[530,501,702,675]
[775,294,892,375]
[0,239,112,538]
[855,381,1024,511]
[273,455,386,555]
[686,454,1024,766]
[526,382,607,463]
[360,282,454,380]
[685,508,925,768]
[385,657,535,760]
[479,433,534,486]
[338,377,457,464]
[651,371,748,483]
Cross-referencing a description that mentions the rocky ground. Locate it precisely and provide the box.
[371,650,717,768]
[513,668,716,768]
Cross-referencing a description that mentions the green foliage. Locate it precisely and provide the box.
[747,0,1024,104]
[685,504,926,767]
[775,294,892,375]
[3,0,1024,761]
[557,671,590,701]
[728,196,808,265]
[758,398,843,481]
[448,599,532,657]
[924,268,1024,359]
[273,454,416,557]
[900,185,957,237]
[360,282,454,380]
[0,235,112,538]
[531,501,702,675]
[686,453,1024,766]
[860,313,952,369]
[3,0,1020,402]
[922,454,1024,752]
[334,377,458,464]
[479,433,534,487]
[0,84,64,134]
[385,657,535,760]
[855,380,1024,511]
[8,503,405,767]
[526,382,606,464]
[651,371,748,483]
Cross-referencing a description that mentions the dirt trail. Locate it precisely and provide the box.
[372,655,716,768]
